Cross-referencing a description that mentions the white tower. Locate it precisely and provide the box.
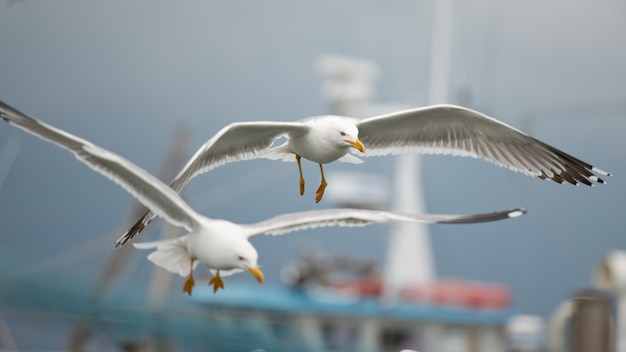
[316,0,454,301]
[383,0,455,300]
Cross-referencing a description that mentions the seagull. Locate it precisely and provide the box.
[116,104,610,247]
[0,100,525,295]
[135,207,523,295]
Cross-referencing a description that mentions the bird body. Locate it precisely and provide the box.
[186,219,258,271]
[284,116,362,164]
[134,222,258,277]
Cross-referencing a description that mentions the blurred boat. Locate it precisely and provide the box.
[0,247,514,352]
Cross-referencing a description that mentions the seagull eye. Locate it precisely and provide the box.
[238,256,245,261]
[340,132,346,136]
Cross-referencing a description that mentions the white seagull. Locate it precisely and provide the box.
[116,104,610,247]
[0,100,525,295]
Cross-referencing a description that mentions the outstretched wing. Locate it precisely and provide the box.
[115,120,308,247]
[242,207,525,238]
[170,121,307,192]
[357,104,610,186]
[0,100,204,232]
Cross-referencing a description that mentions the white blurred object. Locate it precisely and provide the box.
[594,250,626,292]
[546,302,574,352]
[547,289,614,352]
[506,315,545,352]
[384,154,433,298]
[383,0,456,298]
[316,0,456,301]
[316,54,379,111]
[427,0,454,105]
[316,52,435,299]
[325,171,389,209]
[594,250,626,352]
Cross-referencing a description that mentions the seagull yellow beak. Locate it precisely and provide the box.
[348,138,365,153]
[248,266,265,284]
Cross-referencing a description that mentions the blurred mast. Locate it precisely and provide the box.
[316,0,454,302]
[0,133,22,193]
[383,0,454,299]
[0,311,18,352]
[90,126,190,298]
[67,126,190,351]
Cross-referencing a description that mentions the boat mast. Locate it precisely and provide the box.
[382,0,454,300]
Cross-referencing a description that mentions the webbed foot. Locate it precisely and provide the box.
[209,272,225,293]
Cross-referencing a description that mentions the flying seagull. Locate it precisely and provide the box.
[116,104,610,247]
[0,100,525,294]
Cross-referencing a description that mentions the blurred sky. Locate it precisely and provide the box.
[0,0,625,319]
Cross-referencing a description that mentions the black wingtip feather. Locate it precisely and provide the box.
[113,221,146,248]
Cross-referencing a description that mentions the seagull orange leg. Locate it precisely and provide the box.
[315,163,328,203]
[296,154,305,196]
[209,270,225,293]
[182,258,195,296]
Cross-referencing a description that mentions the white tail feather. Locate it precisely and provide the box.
[263,144,296,162]
[133,236,196,277]
[338,153,364,164]
[210,268,244,277]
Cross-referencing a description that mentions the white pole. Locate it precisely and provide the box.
[382,0,454,301]
[428,0,454,105]
[617,298,626,352]
[594,250,626,352]
[383,155,433,298]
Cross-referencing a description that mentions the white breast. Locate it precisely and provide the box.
[288,117,352,164]
[185,220,241,270]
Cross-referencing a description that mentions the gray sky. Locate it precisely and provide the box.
[1,0,625,320]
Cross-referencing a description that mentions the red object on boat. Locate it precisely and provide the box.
[331,278,511,310]
[401,280,510,309]
[332,278,383,298]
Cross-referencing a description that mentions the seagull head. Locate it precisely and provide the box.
[234,240,265,284]
[330,119,365,153]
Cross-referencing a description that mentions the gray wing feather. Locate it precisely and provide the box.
[243,208,526,238]
[170,121,307,192]
[0,100,203,231]
[357,104,610,186]
[115,121,307,246]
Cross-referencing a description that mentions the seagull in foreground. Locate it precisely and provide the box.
[0,100,525,294]
[116,104,610,247]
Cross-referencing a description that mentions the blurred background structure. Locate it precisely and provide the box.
[0,0,625,350]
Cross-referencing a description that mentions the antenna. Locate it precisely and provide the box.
[0,133,22,193]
